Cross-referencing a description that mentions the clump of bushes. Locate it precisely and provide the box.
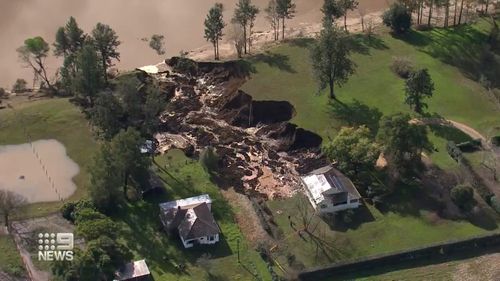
[492,136,500,147]
[391,56,414,78]
[199,147,219,175]
[0,87,6,98]
[12,78,28,93]
[60,199,96,222]
[450,184,475,211]
[382,3,412,34]
[446,141,463,162]
[491,196,500,214]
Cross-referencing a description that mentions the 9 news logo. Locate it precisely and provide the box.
[37,232,74,261]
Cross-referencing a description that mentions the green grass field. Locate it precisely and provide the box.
[242,19,500,170]
[0,235,25,277]
[242,19,500,269]
[112,149,271,281]
[0,98,97,218]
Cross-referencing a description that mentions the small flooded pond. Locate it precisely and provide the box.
[0,139,79,203]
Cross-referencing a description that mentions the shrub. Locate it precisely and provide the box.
[492,136,500,147]
[12,78,28,93]
[382,3,412,33]
[61,202,76,221]
[450,184,475,211]
[446,141,463,162]
[391,56,414,78]
[199,147,219,175]
[491,196,500,214]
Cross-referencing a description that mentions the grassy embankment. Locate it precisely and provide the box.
[242,18,500,269]
[0,235,25,277]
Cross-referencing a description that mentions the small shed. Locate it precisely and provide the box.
[114,259,152,281]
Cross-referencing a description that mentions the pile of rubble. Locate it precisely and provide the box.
[142,57,328,199]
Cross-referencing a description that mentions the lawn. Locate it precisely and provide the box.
[111,149,271,281]
[0,98,97,218]
[0,234,25,277]
[242,19,500,170]
[241,18,500,269]
[267,192,494,269]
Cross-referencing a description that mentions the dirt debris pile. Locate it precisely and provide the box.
[150,57,327,198]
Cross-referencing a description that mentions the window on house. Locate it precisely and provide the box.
[350,199,359,203]
[208,236,214,241]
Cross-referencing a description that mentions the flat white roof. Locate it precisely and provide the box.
[159,194,212,210]
[301,174,331,205]
[114,259,150,280]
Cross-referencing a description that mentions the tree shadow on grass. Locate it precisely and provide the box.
[324,205,376,232]
[375,181,442,218]
[428,124,473,143]
[251,51,296,73]
[329,99,383,134]
[393,29,433,47]
[349,34,389,55]
[286,37,315,48]
[467,207,498,230]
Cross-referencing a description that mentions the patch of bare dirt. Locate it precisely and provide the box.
[220,188,273,247]
[452,253,500,281]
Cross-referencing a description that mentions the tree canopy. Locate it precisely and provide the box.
[310,25,356,100]
[0,189,27,228]
[382,2,412,33]
[91,23,121,83]
[73,43,104,106]
[377,113,432,176]
[404,68,435,114]
[321,0,344,26]
[276,0,296,39]
[323,126,380,177]
[204,3,226,60]
[450,184,475,211]
[17,36,53,90]
[233,0,260,53]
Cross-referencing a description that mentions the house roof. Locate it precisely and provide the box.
[159,194,213,210]
[178,203,220,240]
[114,259,150,281]
[159,194,220,240]
[301,165,360,206]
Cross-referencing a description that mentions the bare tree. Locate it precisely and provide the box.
[227,23,246,58]
[0,190,28,229]
[358,7,367,32]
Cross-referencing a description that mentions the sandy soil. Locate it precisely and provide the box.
[0,140,79,203]
[0,0,390,88]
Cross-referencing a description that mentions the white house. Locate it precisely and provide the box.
[159,194,220,248]
[301,165,361,213]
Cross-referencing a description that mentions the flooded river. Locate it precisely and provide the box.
[0,0,389,88]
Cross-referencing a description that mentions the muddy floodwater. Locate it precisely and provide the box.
[0,139,79,203]
[0,0,389,87]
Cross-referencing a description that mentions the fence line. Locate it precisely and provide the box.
[298,232,500,280]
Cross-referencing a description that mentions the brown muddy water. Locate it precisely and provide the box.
[0,139,79,203]
[0,0,389,88]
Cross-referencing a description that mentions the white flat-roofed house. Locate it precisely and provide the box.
[159,194,220,248]
[301,165,361,213]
